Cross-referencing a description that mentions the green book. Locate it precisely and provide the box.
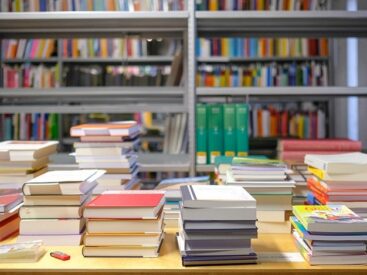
[207,104,223,164]
[235,104,249,157]
[223,104,236,157]
[196,104,207,165]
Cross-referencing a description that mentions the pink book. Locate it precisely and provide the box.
[29,39,40,59]
[278,139,362,152]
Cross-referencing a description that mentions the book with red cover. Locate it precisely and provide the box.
[278,139,362,152]
[0,214,20,241]
[0,193,22,213]
[84,193,165,219]
[279,150,345,162]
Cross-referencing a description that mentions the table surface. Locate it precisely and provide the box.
[0,230,366,274]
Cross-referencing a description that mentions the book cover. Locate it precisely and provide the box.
[86,193,164,208]
[234,104,249,157]
[207,104,223,164]
[223,104,236,157]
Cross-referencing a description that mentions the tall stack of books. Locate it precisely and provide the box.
[278,139,362,163]
[83,191,165,257]
[17,169,105,245]
[291,205,367,265]
[70,121,141,194]
[0,193,23,241]
[225,157,295,233]
[155,176,210,229]
[177,185,257,266]
[0,141,58,191]
[305,152,367,218]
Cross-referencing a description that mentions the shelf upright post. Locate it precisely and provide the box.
[188,0,196,176]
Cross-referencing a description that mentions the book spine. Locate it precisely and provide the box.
[279,140,362,152]
[196,104,208,164]
[223,104,236,157]
[235,103,249,157]
[207,104,223,164]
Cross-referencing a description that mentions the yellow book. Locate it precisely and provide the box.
[221,38,229,57]
[224,67,230,87]
[36,40,46,58]
[307,166,327,180]
[297,115,304,138]
[257,0,264,10]
[209,0,218,11]
[100,39,108,58]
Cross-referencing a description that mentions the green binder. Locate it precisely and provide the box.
[207,104,223,164]
[196,104,207,164]
[235,104,249,157]
[223,104,236,157]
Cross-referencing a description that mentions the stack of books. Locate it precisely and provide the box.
[278,139,362,163]
[17,169,105,245]
[83,191,165,257]
[0,141,58,190]
[226,157,295,233]
[291,205,367,265]
[177,185,257,266]
[0,193,23,240]
[155,176,210,229]
[305,152,367,218]
[70,121,141,194]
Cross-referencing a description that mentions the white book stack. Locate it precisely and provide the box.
[70,121,141,194]
[225,157,295,233]
[17,169,105,246]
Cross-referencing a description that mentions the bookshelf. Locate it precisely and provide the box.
[2,5,367,175]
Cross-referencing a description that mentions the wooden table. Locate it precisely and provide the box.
[0,230,366,274]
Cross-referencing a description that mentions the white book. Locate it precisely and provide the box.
[180,185,256,208]
[304,152,367,174]
[84,232,163,247]
[20,205,83,219]
[20,219,85,235]
[17,234,83,246]
[82,245,161,258]
[257,210,286,222]
[0,141,58,161]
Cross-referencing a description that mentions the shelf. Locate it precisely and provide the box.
[3,58,59,63]
[0,11,189,38]
[196,164,215,173]
[0,104,187,113]
[0,87,185,97]
[197,56,329,63]
[62,56,174,63]
[196,11,367,37]
[196,87,367,97]
[138,153,190,172]
[49,153,190,172]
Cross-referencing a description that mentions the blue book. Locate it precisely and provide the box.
[4,116,13,140]
[80,0,87,11]
[195,38,200,57]
[40,0,47,11]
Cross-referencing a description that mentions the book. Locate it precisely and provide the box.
[196,104,207,164]
[0,214,20,241]
[0,140,58,161]
[84,232,163,247]
[223,104,236,157]
[293,205,367,233]
[278,139,362,151]
[180,206,256,221]
[0,241,45,263]
[17,234,83,246]
[23,169,105,195]
[70,121,139,137]
[23,194,91,206]
[19,219,85,235]
[19,205,84,219]
[235,104,249,157]
[180,185,256,208]
[0,194,22,213]
[305,152,367,174]
[207,104,223,164]
[308,166,367,182]
[84,193,165,219]
[82,244,162,258]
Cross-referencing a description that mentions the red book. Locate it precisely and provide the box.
[279,150,348,162]
[0,194,22,213]
[278,139,362,152]
[84,193,165,219]
[0,214,20,241]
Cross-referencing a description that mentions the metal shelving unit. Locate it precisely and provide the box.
[2,9,367,175]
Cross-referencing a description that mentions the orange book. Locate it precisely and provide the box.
[45,39,55,58]
[7,40,18,59]
[72,39,78,58]
[319,38,329,56]
[87,0,94,11]
[106,0,115,11]
[63,40,68,57]
[283,0,290,10]
[100,39,108,58]
[209,0,218,11]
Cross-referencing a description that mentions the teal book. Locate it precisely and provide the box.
[207,104,223,164]
[235,104,249,157]
[223,104,236,157]
[196,104,208,164]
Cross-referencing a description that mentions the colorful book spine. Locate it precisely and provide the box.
[196,104,208,164]
[2,39,56,59]
[0,113,60,140]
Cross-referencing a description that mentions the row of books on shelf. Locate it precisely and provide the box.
[196,62,328,87]
[196,38,329,58]
[0,114,60,140]
[3,64,182,87]
[3,39,56,60]
[3,64,60,88]
[250,103,326,139]
[196,0,329,11]
[0,0,185,12]
[196,103,249,164]
[2,38,181,60]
